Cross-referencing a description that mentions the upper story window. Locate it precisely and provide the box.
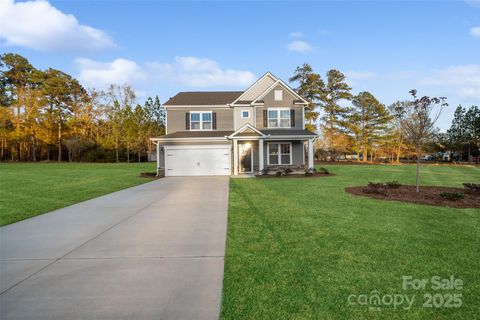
[268,108,291,128]
[274,90,283,101]
[241,110,250,118]
[190,111,212,130]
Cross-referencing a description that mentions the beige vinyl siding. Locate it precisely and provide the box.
[239,75,276,101]
[166,107,234,133]
[261,84,298,107]
[234,107,255,130]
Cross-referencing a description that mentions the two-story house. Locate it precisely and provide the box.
[151,72,317,176]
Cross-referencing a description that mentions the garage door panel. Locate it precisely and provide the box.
[165,145,231,176]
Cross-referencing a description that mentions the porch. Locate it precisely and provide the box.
[232,138,315,175]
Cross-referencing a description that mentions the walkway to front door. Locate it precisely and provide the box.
[0,177,229,320]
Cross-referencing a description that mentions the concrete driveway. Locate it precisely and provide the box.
[0,177,229,320]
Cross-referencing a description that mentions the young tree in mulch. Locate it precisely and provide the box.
[392,90,448,192]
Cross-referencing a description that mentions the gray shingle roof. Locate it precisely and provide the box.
[154,129,316,140]
[158,131,233,139]
[261,129,317,136]
[164,92,243,106]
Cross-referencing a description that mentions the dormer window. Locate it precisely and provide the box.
[190,111,212,130]
[274,90,283,101]
[268,108,291,128]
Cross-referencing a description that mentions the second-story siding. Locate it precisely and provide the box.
[254,84,304,129]
[166,107,234,133]
[234,106,255,130]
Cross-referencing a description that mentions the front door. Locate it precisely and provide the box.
[239,143,253,173]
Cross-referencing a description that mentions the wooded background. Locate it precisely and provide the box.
[0,53,165,162]
[1,55,478,163]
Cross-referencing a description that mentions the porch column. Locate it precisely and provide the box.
[258,139,264,174]
[155,142,160,176]
[308,139,314,169]
[233,139,238,175]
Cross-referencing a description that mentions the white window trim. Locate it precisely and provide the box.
[274,90,283,101]
[267,142,292,165]
[241,110,250,118]
[267,108,291,129]
[190,111,212,131]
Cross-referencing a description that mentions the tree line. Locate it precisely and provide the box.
[0,53,165,162]
[289,63,480,163]
[1,54,478,164]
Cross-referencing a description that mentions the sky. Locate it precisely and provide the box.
[1,0,480,130]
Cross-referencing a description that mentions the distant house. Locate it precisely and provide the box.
[151,72,317,176]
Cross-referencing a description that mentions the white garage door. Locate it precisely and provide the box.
[164,145,231,176]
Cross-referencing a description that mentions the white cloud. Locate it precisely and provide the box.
[75,58,146,88]
[155,56,256,87]
[0,0,115,52]
[470,26,480,37]
[421,65,480,99]
[75,56,256,89]
[466,0,480,7]
[287,40,312,53]
[289,32,304,38]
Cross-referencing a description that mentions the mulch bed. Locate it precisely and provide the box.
[256,173,336,179]
[139,172,164,179]
[346,185,480,208]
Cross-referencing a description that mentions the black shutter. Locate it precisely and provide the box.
[290,109,295,127]
[263,110,268,127]
[212,112,217,130]
[185,112,190,130]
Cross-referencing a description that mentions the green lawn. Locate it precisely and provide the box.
[0,162,156,226]
[222,164,480,320]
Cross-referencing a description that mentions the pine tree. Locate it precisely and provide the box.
[289,63,323,132]
[319,69,352,160]
[348,92,392,162]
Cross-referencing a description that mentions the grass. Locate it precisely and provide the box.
[222,164,480,320]
[0,162,156,226]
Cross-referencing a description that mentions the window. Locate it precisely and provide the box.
[267,108,291,128]
[241,110,250,118]
[274,90,283,101]
[268,143,292,165]
[190,111,212,130]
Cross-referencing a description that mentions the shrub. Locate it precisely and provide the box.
[386,180,401,189]
[440,192,465,201]
[364,182,387,195]
[463,183,480,194]
[368,182,385,189]
[275,170,285,177]
[318,167,329,174]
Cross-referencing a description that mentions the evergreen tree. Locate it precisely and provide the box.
[319,69,352,160]
[289,63,323,132]
[347,92,392,162]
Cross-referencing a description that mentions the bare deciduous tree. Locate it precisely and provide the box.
[392,90,448,192]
